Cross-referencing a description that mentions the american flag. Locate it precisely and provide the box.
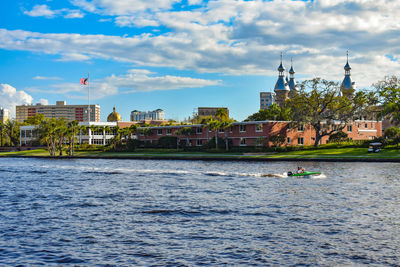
[80,78,88,85]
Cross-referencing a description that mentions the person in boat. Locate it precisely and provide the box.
[296,167,305,174]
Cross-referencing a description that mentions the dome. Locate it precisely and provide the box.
[107,107,122,122]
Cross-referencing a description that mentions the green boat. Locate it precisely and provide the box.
[287,171,321,177]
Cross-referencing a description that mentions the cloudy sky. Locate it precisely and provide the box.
[1,0,399,121]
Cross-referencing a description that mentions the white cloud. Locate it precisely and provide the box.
[104,69,221,93]
[63,10,85,19]
[24,4,85,19]
[6,0,400,87]
[71,0,179,15]
[0,84,33,118]
[39,98,49,105]
[33,76,62,80]
[27,69,219,100]
[24,5,55,18]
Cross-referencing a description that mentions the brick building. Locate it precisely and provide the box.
[135,120,382,147]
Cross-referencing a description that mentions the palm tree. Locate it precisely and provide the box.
[129,124,138,140]
[208,119,221,149]
[39,118,57,156]
[0,122,4,147]
[55,119,67,156]
[176,127,193,147]
[67,120,79,156]
[5,119,19,147]
[219,118,235,151]
[199,115,213,143]
[215,108,228,121]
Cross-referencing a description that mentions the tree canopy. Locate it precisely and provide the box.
[245,103,291,121]
[374,75,400,124]
[287,78,371,147]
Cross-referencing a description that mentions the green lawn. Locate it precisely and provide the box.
[1,147,399,160]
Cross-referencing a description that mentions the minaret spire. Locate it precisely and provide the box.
[341,50,355,99]
[288,57,298,96]
[274,52,290,106]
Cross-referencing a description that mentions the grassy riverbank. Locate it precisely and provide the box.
[1,147,400,161]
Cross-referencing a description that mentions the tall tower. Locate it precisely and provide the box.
[274,53,290,106]
[288,58,298,98]
[340,51,356,99]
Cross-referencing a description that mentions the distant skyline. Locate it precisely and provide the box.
[1,0,400,121]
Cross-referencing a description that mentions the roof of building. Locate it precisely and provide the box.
[107,107,122,122]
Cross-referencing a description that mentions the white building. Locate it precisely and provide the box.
[131,109,165,121]
[19,121,118,146]
[0,108,10,123]
[260,92,276,110]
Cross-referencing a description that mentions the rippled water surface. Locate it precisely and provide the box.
[1,158,400,266]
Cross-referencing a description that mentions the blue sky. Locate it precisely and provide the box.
[1,0,400,121]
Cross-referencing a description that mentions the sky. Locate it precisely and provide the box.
[1,0,400,122]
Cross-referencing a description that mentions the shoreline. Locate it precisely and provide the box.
[2,154,400,162]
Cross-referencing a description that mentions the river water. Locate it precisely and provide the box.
[0,158,399,266]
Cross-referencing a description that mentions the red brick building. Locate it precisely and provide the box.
[132,120,382,147]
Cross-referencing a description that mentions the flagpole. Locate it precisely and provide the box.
[88,72,90,123]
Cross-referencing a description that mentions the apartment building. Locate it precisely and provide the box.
[131,109,165,121]
[16,101,100,123]
[260,92,276,110]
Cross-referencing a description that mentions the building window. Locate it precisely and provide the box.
[218,128,224,133]
[240,138,246,146]
[371,122,374,128]
[256,124,263,132]
[287,137,291,144]
[239,125,246,132]
[365,123,368,128]
[298,137,304,145]
[347,125,352,132]
[196,139,202,146]
[196,127,203,134]
[157,129,163,135]
[230,126,233,133]
[166,128,172,135]
[298,124,304,131]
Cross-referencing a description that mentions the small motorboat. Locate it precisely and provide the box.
[287,171,321,177]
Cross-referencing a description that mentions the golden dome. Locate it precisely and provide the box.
[107,107,122,122]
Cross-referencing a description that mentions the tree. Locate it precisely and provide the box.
[328,130,349,143]
[287,78,369,147]
[219,118,235,151]
[208,119,221,149]
[245,103,292,121]
[0,122,4,147]
[374,75,400,124]
[67,120,79,156]
[4,120,20,147]
[383,127,400,147]
[39,118,57,156]
[270,134,285,147]
[176,127,193,147]
[23,114,45,125]
[199,115,213,143]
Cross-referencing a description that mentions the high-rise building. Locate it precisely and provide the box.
[130,109,165,121]
[260,92,275,110]
[15,101,100,123]
[0,107,10,123]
